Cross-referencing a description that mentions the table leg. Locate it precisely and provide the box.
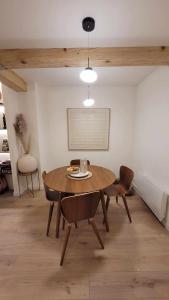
[37,169,40,190]
[17,174,21,197]
[56,198,61,238]
[26,175,29,191]
[31,174,34,197]
[100,190,109,232]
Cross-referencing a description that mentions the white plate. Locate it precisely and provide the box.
[67,171,92,180]
[69,171,89,178]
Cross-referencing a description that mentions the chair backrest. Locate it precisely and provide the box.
[42,170,60,201]
[61,191,100,223]
[119,166,134,191]
[70,159,90,166]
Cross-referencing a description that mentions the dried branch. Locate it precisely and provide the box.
[13,114,30,154]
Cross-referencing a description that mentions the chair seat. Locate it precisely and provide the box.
[104,165,133,224]
[62,192,74,198]
[46,189,60,201]
[104,183,126,197]
[60,192,104,265]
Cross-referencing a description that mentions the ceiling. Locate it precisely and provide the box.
[16,67,155,86]
[0,0,169,48]
[0,0,168,85]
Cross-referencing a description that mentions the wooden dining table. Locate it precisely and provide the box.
[44,165,116,237]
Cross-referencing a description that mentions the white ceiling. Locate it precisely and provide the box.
[0,0,169,48]
[16,67,155,86]
[0,0,167,85]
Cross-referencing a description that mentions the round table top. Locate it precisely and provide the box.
[44,165,116,194]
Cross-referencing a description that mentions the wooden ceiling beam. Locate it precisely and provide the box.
[0,69,27,92]
[0,46,169,69]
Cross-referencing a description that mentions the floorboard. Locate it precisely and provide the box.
[0,191,169,299]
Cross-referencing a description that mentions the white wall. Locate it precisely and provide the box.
[36,85,136,176]
[3,84,41,195]
[3,68,169,200]
[2,85,20,195]
[17,84,41,166]
[17,84,42,191]
[133,66,169,192]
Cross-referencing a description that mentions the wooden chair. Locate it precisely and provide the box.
[70,159,90,166]
[104,166,134,223]
[42,171,76,237]
[66,159,90,228]
[60,192,104,266]
[42,171,62,236]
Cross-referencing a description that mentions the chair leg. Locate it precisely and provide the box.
[90,218,104,249]
[103,195,110,224]
[100,190,109,232]
[60,224,71,266]
[116,196,118,203]
[74,222,78,228]
[46,202,54,236]
[122,195,132,223]
[106,195,110,211]
[62,217,65,230]
[56,199,61,238]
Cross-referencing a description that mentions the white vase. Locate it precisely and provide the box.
[17,154,37,173]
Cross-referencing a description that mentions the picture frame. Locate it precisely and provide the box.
[67,108,110,150]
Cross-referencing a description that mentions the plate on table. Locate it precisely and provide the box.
[69,171,89,178]
[67,171,92,180]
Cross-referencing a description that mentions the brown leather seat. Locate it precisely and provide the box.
[104,166,134,223]
[60,191,104,266]
[42,171,61,236]
[42,170,73,238]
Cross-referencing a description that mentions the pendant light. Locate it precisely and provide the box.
[80,17,97,84]
[80,58,97,83]
[83,85,95,107]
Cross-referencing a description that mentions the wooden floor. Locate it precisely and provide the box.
[0,191,169,300]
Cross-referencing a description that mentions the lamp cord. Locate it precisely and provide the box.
[87,85,90,99]
[87,33,91,98]
[88,32,90,68]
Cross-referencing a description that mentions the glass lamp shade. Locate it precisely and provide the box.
[83,98,95,107]
[80,67,97,83]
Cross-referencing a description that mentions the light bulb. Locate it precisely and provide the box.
[83,98,95,107]
[80,67,97,83]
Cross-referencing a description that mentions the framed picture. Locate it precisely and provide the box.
[67,108,110,150]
